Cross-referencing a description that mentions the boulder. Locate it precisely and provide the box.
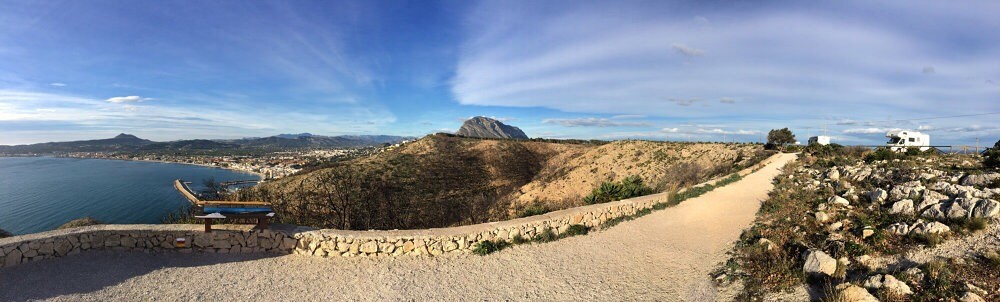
[959,292,986,302]
[911,221,950,235]
[887,223,910,235]
[835,284,879,302]
[829,196,850,206]
[889,199,915,215]
[890,183,924,201]
[971,199,999,218]
[960,172,1000,187]
[921,203,948,220]
[867,189,888,203]
[360,241,378,254]
[882,275,913,295]
[946,202,970,220]
[917,190,947,211]
[803,250,838,276]
[828,169,841,181]
[862,275,883,289]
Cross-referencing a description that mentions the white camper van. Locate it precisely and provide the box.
[886,130,930,152]
[808,135,831,145]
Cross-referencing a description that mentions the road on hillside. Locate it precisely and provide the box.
[0,153,798,302]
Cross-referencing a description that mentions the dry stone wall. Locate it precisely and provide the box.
[1,224,298,268]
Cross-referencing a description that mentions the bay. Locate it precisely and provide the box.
[0,157,259,235]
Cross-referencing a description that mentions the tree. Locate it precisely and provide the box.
[984,139,1000,169]
[767,128,796,146]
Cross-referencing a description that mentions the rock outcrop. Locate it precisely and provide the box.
[455,116,528,139]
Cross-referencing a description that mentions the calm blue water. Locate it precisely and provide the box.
[0,157,259,235]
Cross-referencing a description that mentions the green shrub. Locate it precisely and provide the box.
[562,224,589,237]
[511,235,528,244]
[583,175,654,204]
[865,148,902,163]
[983,250,1000,269]
[533,228,557,242]
[984,139,1000,169]
[518,203,551,218]
[472,240,511,255]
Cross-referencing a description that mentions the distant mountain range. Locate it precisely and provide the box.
[0,133,412,154]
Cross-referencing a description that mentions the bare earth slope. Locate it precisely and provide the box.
[0,154,796,302]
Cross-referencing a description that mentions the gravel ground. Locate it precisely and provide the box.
[0,154,797,302]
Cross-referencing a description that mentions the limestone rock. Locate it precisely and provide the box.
[960,172,1000,187]
[803,250,838,276]
[868,189,888,203]
[815,212,831,223]
[835,284,879,302]
[4,248,21,267]
[889,199,915,215]
[360,241,378,254]
[959,292,986,302]
[882,275,913,295]
[828,168,841,181]
[946,202,970,220]
[971,199,999,218]
[829,196,850,207]
[921,203,948,220]
[911,221,950,235]
[887,223,910,235]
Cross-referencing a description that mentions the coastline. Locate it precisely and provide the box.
[0,155,267,180]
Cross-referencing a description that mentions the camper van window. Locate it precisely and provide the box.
[889,137,902,144]
[909,138,916,142]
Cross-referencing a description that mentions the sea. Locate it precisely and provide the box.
[0,157,260,236]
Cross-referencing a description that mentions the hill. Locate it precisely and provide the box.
[236,134,769,230]
[455,116,528,139]
[0,134,410,154]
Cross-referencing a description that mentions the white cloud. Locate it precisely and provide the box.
[917,125,934,130]
[543,117,651,127]
[719,97,737,104]
[843,127,895,134]
[661,127,679,133]
[611,114,646,119]
[671,43,704,57]
[49,82,66,87]
[105,96,152,103]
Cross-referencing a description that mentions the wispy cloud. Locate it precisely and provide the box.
[105,96,152,103]
[49,82,66,87]
[671,43,704,57]
[543,117,651,127]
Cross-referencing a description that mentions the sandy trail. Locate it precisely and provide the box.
[0,154,797,302]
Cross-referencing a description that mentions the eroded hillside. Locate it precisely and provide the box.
[236,134,768,230]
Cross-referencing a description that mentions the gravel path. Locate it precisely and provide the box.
[0,154,797,302]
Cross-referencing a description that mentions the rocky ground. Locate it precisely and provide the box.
[718,146,1000,301]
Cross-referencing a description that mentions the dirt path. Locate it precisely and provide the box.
[0,154,797,302]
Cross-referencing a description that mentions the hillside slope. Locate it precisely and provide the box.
[240,134,767,230]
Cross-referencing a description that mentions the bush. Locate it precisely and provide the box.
[984,139,1000,169]
[864,147,902,163]
[517,203,551,218]
[472,240,511,255]
[966,217,988,231]
[583,175,654,204]
[562,224,589,237]
[58,217,103,229]
[0,228,11,238]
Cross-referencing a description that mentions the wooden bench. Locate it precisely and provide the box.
[195,201,275,232]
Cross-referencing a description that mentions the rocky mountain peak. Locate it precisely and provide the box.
[455,116,528,139]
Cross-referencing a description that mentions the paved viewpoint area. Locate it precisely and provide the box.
[0,154,797,301]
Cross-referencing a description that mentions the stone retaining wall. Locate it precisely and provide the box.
[291,152,782,258]
[1,224,299,268]
[0,153,781,267]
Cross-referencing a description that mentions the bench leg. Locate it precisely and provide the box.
[204,219,213,232]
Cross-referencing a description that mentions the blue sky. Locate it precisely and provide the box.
[1,0,998,146]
